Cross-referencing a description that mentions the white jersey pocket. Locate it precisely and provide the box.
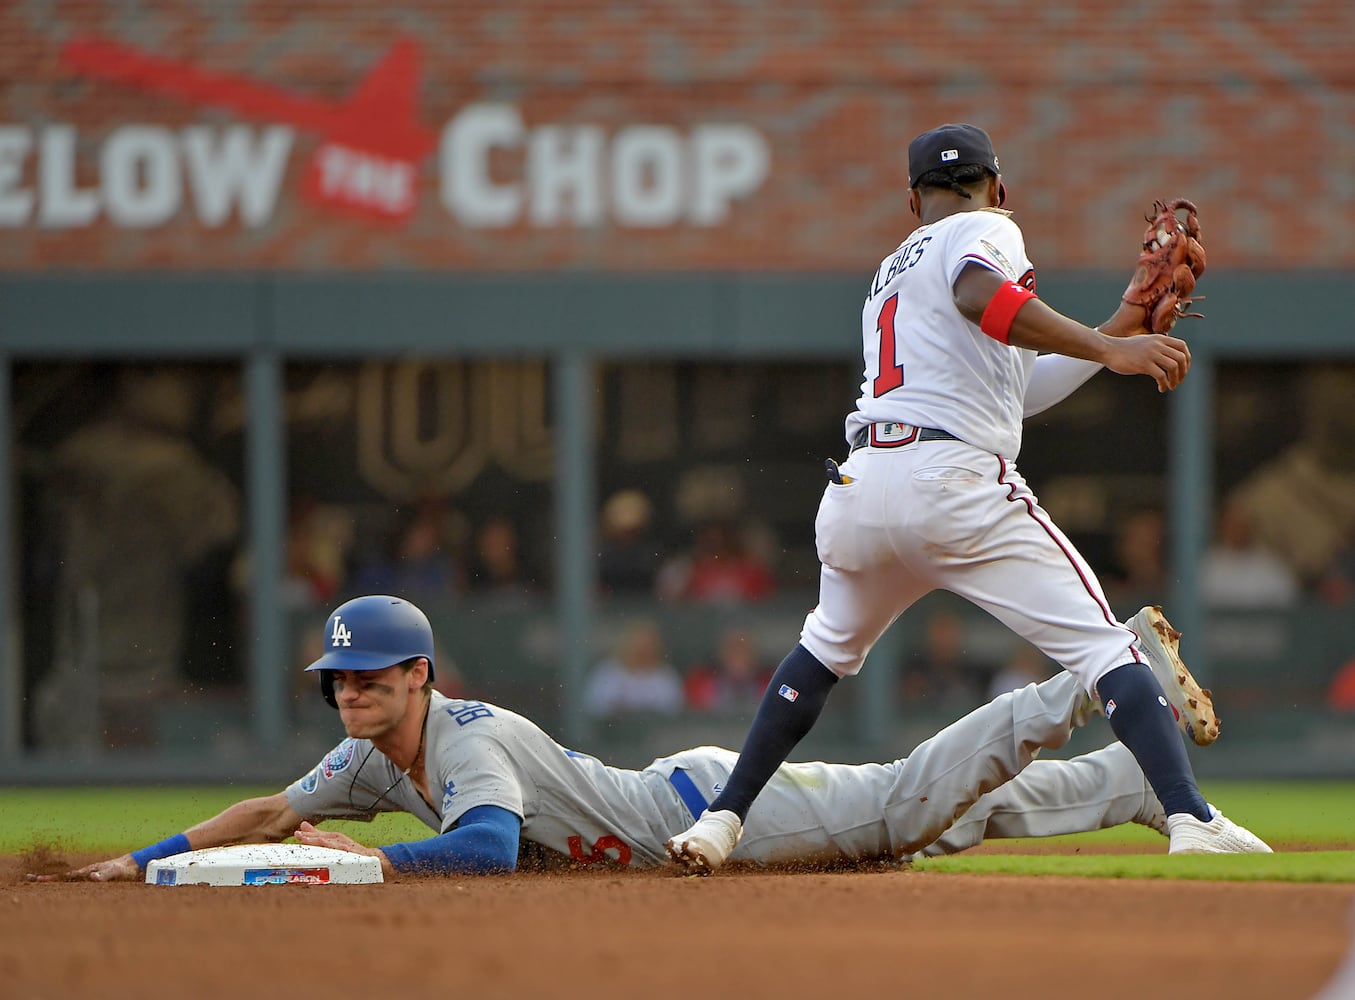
[906,465,989,552]
[814,477,875,572]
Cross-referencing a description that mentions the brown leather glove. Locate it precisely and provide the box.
[1122,198,1207,334]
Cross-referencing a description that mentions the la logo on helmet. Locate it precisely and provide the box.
[331,616,352,647]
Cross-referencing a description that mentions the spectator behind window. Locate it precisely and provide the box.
[351,499,468,605]
[1317,526,1355,607]
[900,610,996,713]
[656,518,775,605]
[986,644,1054,700]
[685,626,774,713]
[283,497,354,610]
[1102,507,1167,611]
[1329,658,1355,712]
[468,514,539,605]
[1200,496,1299,609]
[597,489,662,596]
[583,620,684,719]
[1232,366,1355,589]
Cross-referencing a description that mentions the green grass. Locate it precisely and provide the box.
[911,780,1355,882]
[2,780,1352,880]
[1,786,430,854]
[1197,782,1355,844]
[915,852,1355,882]
[966,780,1355,852]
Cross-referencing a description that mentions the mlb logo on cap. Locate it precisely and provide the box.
[907,123,1001,186]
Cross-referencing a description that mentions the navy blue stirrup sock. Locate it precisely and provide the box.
[1096,663,1211,822]
[707,644,838,821]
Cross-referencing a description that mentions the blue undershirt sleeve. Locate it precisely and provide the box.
[378,804,522,875]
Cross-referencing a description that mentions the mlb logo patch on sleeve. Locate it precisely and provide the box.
[777,684,799,703]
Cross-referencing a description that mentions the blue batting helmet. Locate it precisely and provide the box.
[305,595,436,708]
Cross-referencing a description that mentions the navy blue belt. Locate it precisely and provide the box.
[851,423,958,452]
[667,768,710,819]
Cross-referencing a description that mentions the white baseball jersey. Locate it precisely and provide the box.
[802,206,1146,690]
[284,680,1159,868]
[847,209,1036,458]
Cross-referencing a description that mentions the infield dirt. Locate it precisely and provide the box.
[3,848,1352,1000]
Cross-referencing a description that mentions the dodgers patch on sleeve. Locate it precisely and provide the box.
[322,739,357,779]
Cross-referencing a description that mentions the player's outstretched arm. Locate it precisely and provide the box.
[953,263,1190,393]
[26,792,303,883]
[1095,300,1153,339]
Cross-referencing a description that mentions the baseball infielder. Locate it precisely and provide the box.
[30,595,1235,882]
[667,123,1269,873]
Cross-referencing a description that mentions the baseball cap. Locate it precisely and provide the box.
[907,123,1001,187]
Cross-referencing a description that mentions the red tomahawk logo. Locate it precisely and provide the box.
[61,36,437,222]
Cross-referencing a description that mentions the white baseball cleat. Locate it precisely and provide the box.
[1128,605,1221,746]
[666,809,743,875]
[1166,805,1273,854]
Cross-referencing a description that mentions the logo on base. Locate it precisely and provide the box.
[243,867,332,885]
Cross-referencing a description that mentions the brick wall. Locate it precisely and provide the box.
[1,1,1352,270]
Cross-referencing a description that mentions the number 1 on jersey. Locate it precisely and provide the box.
[872,293,903,396]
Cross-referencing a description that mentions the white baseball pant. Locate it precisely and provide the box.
[801,436,1145,697]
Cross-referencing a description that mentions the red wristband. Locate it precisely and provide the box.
[979,280,1037,344]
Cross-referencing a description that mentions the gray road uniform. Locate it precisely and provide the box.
[285,672,1164,869]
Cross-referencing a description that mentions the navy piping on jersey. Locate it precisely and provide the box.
[958,253,1006,277]
[995,454,1143,665]
[668,768,711,820]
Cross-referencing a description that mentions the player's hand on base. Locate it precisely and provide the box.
[1103,333,1191,392]
[26,853,140,883]
[293,821,379,858]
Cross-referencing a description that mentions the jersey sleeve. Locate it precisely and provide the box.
[944,211,1034,289]
[1024,354,1104,415]
[283,737,384,823]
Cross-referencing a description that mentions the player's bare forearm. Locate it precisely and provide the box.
[27,792,303,883]
[955,266,1188,392]
[184,793,304,848]
[954,264,1104,361]
[1004,298,1110,360]
[1095,301,1151,339]
[1011,303,1189,392]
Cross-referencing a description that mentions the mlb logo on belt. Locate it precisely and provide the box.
[872,422,920,446]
